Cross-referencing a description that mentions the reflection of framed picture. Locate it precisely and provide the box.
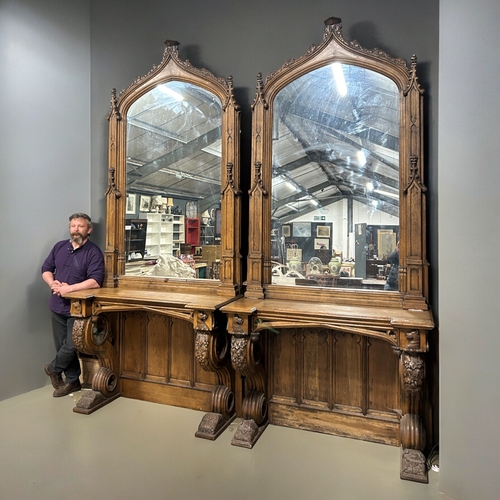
[282,225,291,237]
[340,266,352,277]
[378,230,396,260]
[139,195,151,212]
[126,193,137,215]
[286,247,302,262]
[316,225,330,237]
[314,238,330,250]
[293,222,311,238]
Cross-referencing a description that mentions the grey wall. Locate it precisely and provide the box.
[439,0,500,498]
[0,0,91,400]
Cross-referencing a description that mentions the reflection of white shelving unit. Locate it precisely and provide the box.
[200,223,215,245]
[143,213,175,258]
[172,215,185,254]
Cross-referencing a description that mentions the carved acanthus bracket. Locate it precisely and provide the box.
[397,327,428,483]
[228,313,268,448]
[401,352,425,393]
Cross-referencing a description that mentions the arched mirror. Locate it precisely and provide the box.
[106,41,241,296]
[247,17,428,308]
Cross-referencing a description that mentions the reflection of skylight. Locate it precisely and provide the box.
[157,84,184,101]
[331,63,347,97]
[201,144,222,158]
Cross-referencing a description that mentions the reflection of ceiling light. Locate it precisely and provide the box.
[374,189,399,200]
[285,181,299,192]
[357,150,367,166]
[159,168,220,185]
[309,199,319,207]
[331,62,347,97]
[366,181,374,191]
[157,84,184,101]
[371,200,379,208]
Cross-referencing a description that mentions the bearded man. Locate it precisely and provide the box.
[41,213,104,397]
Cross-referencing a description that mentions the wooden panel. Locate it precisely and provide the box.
[269,404,400,446]
[121,312,145,378]
[269,329,297,403]
[368,338,399,414]
[302,329,330,408]
[194,355,218,390]
[145,313,169,382]
[168,317,194,387]
[334,332,363,411]
[121,379,212,412]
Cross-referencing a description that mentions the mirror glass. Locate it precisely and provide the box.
[271,63,400,290]
[124,81,223,279]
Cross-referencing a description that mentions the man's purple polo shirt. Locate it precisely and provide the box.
[41,239,105,315]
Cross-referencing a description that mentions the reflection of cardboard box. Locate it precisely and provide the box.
[202,245,221,266]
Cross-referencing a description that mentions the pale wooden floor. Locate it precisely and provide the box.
[0,386,441,500]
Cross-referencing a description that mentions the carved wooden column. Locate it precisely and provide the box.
[397,329,428,483]
[70,298,120,414]
[194,310,236,440]
[226,312,268,448]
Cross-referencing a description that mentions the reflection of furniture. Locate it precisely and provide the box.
[185,217,200,246]
[125,219,146,260]
[172,215,185,255]
[201,245,221,269]
[305,274,338,287]
[200,221,215,245]
[143,213,174,258]
[367,259,388,278]
[336,277,363,288]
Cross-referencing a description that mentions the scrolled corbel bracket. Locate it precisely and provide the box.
[226,313,268,448]
[396,328,428,483]
[72,315,120,415]
[194,311,235,441]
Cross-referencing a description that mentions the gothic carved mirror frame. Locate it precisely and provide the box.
[105,41,241,297]
[246,17,429,310]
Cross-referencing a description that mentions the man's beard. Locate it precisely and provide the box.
[70,233,84,245]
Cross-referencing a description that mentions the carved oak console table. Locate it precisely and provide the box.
[222,296,434,482]
[66,288,237,440]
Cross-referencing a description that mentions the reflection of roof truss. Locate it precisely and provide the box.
[271,63,400,223]
[127,126,221,187]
